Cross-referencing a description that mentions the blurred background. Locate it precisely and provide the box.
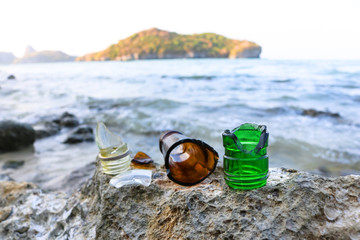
[1,0,359,191]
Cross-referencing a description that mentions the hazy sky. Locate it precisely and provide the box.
[1,0,359,59]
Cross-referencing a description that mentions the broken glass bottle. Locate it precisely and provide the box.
[222,123,269,190]
[159,131,219,186]
[95,122,131,175]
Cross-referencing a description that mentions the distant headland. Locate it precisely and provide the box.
[77,28,261,61]
[14,46,76,64]
[0,46,75,64]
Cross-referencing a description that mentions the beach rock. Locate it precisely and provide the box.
[0,206,12,222]
[63,125,94,144]
[49,161,97,193]
[2,160,25,170]
[0,121,35,152]
[302,108,340,118]
[34,121,61,139]
[7,75,15,80]
[59,112,79,127]
[33,112,80,139]
[0,174,14,181]
[1,165,359,239]
[0,181,69,238]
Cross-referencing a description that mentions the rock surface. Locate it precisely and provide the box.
[58,112,80,127]
[7,75,15,80]
[2,160,25,170]
[33,112,80,139]
[63,125,94,144]
[0,121,35,152]
[0,165,359,239]
[302,108,341,118]
[34,121,61,139]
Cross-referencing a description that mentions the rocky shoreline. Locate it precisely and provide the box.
[1,162,359,239]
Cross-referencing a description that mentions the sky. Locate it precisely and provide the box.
[0,0,360,60]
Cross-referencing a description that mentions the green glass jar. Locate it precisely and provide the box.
[222,123,269,190]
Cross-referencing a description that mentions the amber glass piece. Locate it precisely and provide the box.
[159,131,219,186]
[132,152,153,164]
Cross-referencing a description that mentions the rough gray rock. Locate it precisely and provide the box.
[48,161,97,193]
[34,121,61,139]
[0,121,35,152]
[302,108,340,118]
[0,174,14,181]
[33,112,79,139]
[0,165,359,239]
[63,125,94,144]
[58,112,79,127]
[7,75,15,80]
[2,160,25,170]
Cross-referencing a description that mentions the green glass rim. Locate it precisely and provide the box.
[223,124,269,155]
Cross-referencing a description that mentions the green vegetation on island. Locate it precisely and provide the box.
[77,28,261,61]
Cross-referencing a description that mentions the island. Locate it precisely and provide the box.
[77,28,261,61]
[13,46,76,64]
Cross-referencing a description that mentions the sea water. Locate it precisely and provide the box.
[0,59,360,188]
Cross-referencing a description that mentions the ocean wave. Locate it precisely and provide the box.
[161,75,216,80]
[84,96,185,111]
[1,60,360,175]
[269,137,360,175]
[271,79,294,83]
[268,95,298,101]
[161,73,256,81]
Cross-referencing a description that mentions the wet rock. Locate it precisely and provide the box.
[0,121,35,152]
[49,161,97,193]
[63,125,94,144]
[0,206,12,222]
[0,174,14,181]
[34,121,61,139]
[59,112,79,127]
[0,166,359,239]
[2,160,25,170]
[302,108,340,118]
[7,75,15,80]
[33,112,80,139]
[0,181,68,239]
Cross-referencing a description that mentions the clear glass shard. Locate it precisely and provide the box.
[96,122,128,158]
[109,169,153,188]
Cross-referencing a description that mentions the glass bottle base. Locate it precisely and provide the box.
[99,154,131,175]
[225,178,267,190]
[224,169,268,190]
